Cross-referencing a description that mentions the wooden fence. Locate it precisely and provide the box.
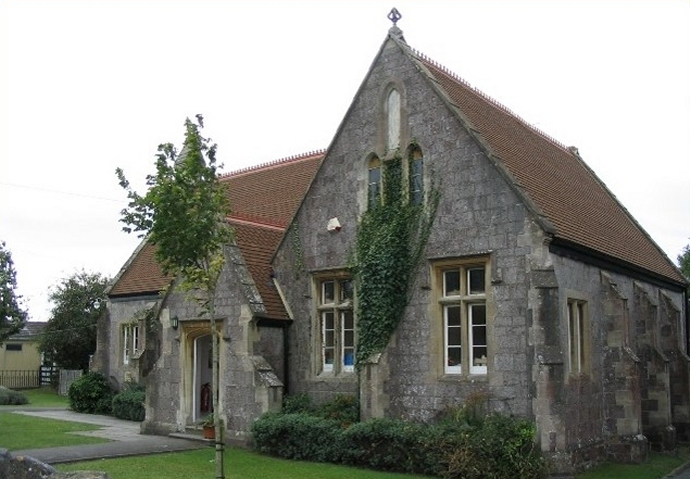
[0,369,40,389]
[58,369,83,396]
[0,367,80,393]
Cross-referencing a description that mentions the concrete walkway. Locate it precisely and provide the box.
[6,408,206,464]
[669,464,690,479]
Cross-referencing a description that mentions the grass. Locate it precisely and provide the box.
[20,387,70,407]
[576,450,690,479]
[0,411,109,449]
[4,406,687,479]
[57,448,434,479]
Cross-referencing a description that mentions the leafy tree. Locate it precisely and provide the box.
[679,244,690,294]
[117,115,232,478]
[39,270,109,370]
[0,241,28,344]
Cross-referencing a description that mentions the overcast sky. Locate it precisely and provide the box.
[1,0,688,322]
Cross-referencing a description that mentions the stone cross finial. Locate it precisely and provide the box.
[388,8,402,26]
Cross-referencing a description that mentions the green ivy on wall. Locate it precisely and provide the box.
[352,152,439,367]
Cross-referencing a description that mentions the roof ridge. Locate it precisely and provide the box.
[220,149,325,178]
[413,49,572,154]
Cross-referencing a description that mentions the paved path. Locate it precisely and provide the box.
[669,464,690,479]
[5,408,206,464]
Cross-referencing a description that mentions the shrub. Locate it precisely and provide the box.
[318,394,359,426]
[251,413,343,462]
[341,418,432,474]
[444,414,545,479]
[255,391,545,478]
[68,371,114,414]
[112,383,145,421]
[282,393,313,414]
[0,386,28,405]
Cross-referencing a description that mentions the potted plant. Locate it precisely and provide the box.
[200,414,215,440]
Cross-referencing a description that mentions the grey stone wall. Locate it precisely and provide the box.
[273,36,536,418]
[139,246,285,439]
[273,33,689,474]
[546,253,687,468]
[99,295,159,388]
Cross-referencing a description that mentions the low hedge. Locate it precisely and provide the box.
[0,386,28,405]
[112,388,145,421]
[251,408,545,478]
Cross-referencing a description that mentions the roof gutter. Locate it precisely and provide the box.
[550,238,687,293]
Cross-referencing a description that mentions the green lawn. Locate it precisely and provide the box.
[4,408,688,479]
[0,412,108,449]
[575,451,689,479]
[57,448,433,479]
[56,446,690,479]
[20,387,70,407]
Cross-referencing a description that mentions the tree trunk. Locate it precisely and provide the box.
[210,313,224,479]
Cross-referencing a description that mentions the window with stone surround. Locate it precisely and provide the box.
[435,260,489,376]
[368,156,381,209]
[408,147,424,206]
[122,323,140,365]
[316,275,355,374]
[387,89,401,151]
[567,299,589,374]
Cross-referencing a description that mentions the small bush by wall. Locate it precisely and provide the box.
[251,413,343,462]
[0,386,28,405]
[319,394,359,427]
[112,382,145,421]
[68,372,114,414]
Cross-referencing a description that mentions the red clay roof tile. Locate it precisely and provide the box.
[417,54,684,285]
[108,151,323,307]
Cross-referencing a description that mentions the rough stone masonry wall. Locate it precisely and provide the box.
[100,296,159,388]
[661,293,690,440]
[634,283,674,447]
[547,254,686,471]
[140,249,283,440]
[273,36,535,419]
[600,273,641,440]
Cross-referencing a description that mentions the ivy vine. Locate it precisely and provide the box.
[352,151,439,367]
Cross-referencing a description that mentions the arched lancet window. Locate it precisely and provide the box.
[387,89,400,151]
[409,147,424,205]
[368,156,381,209]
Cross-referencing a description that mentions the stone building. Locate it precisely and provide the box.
[95,19,688,472]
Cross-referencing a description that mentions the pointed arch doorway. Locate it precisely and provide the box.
[181,321,222,425]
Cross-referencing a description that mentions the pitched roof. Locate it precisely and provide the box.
[409,47,684,285]
[220,151,324,228]
[9,321,46,340]
[231,219,286,319]
[108,241,169,297]
[108,152,323,313]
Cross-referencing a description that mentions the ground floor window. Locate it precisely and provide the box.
[567,299,589,374]
[435,259,489,376]
[122,323,140,365]
[316,274,355,374]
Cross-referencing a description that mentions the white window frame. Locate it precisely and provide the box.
[438,262,488,376]
[122,323,140,365]
[316,276,355,375]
